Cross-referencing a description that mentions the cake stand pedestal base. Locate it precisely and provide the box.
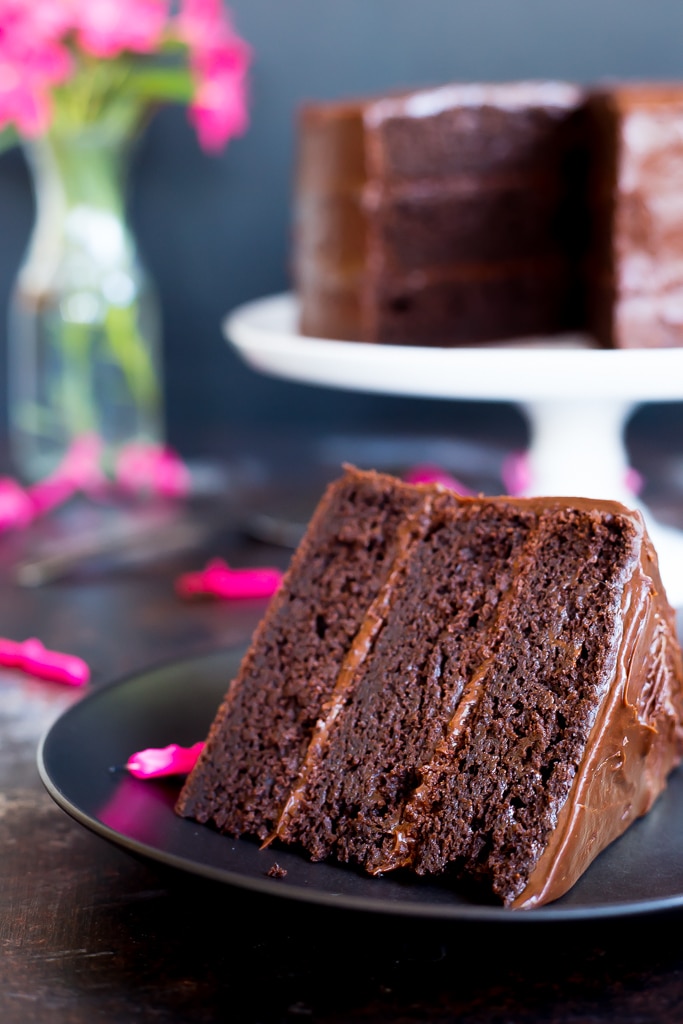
[521,397,683,608]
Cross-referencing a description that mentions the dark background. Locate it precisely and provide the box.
[2,0,683,465]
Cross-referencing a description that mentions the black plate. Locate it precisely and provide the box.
[38,647,683,922]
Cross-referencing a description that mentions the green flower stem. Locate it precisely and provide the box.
[56,320,99,435]
[44,127,129,215]
[105,304,161,411]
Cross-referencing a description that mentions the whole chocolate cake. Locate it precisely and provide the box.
[293,79,683,349]
[293,81,589,346]
[176,466,683,909]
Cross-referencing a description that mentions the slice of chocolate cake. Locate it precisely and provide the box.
[176,466,683,909]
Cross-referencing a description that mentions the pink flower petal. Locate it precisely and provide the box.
[75,0,169,58]
[189,81,249,152]
[0,477,34,531]
[175,0,229,48]
[125,741,205,778]
[115,442,190,498]
[500,452,646,499]
[175,558,283,600]
[188,47,250,151]
[0,637,90,686]
[501,450,532,496]
[0,8,71,135]
[0,71,52,136]
[57,433,107,490]
[27,475,79,516]
[0,0,251,151]
[625,467,644,496]
[176,0,251,69]
[403,464,474,495]
[151,449,191,498]
[26,434,107,515]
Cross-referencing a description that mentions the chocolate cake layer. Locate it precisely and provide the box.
[366,260,580,346]
[177,467,683,909]
[363,82,586,181]
[367,176,577,271]
[274,498,537,865]
[175,469,432,838]
[299,259,580,346]
[383,504,642,904]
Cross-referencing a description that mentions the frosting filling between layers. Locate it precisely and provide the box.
[370,512,550,874]
[367,504,633,898]
[265,504,435,848]
[272,497,539,868]
[176,471,434,838]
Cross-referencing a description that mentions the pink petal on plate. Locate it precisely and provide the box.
[125,742,205,779]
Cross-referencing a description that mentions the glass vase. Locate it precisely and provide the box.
[7,123,164,483]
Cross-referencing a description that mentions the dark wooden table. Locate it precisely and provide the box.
[3,432,683,1024]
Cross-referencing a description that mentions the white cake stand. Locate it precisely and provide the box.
[223,292,683,606]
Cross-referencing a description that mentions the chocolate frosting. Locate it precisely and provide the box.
[267,504,434,846]
[512,515,683,908]
[294,81,588,345]
[296,79,683,349]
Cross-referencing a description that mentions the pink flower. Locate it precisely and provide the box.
[0,2,71,135]
[188,35,250,151]
[0,0,250,151]
[175,0,228,49]
[73,0,169,59]
[7,0,75,41]
[175,0,250,151]
[0,76,49,137]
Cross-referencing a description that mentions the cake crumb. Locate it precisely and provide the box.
[267,862,287,879]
